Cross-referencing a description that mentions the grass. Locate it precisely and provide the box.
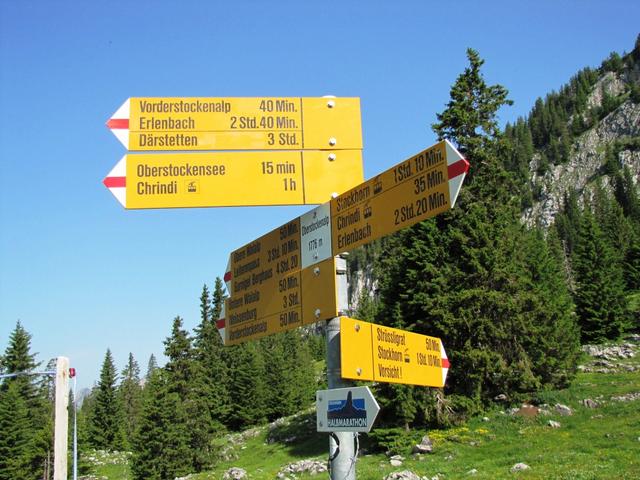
[86,341,640,480]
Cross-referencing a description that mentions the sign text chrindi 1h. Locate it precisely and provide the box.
[102,150,363,209]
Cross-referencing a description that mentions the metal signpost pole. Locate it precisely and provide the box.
[326,256,356,480]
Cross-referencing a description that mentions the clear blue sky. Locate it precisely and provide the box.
[1,0,638,390]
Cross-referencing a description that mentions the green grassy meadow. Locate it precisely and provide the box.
[87,343,640,480]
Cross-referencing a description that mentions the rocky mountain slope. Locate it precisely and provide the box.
[524,70,640,228]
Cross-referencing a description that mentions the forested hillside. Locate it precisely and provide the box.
[349,35,640,425]
[2,35,639,480]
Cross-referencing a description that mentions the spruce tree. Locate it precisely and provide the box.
[374,48,579,422]
[164,316,193,398]
[226,341,267,429]
[145,353,158,382]
[432,48,513,167]
[555,189,582,258]
[164,315,214,471]
[118,352,142,448]
[260,330,316,420]
[130,370,191,480]
[0,322,51,479]
[193,280,230,431]
[573,208,628,342]
[87,349,124,450]
[0,381,37,479]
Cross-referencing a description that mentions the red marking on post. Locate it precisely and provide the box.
[442,358,450,369]
[103,176,126,188]
[224,271,232,282]
[448,159,469,179]
[107,118,129,129]
[216,318,226,329]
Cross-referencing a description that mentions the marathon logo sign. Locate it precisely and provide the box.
[327,390,367,428]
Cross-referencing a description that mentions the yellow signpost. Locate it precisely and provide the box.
[107,97,363,151]
[330,141,462,255]
[103,150,363,209]
[224,217,338,345]
[340,317,450,387]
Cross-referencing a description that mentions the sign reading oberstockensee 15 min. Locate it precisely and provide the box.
[107,97,362,151]
[102,150,364,209]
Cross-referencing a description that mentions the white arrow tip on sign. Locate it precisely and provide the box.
[106,99,130,149]
[103,156,127,208]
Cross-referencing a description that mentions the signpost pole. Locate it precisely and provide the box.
[326,256,356,480]
[53,356,69,480]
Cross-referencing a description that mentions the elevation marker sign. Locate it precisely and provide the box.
[107,97,363,151]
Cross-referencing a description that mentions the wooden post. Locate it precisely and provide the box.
[53,356,69,480]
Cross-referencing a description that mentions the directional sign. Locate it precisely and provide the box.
[222,210,339,345]
[216,140,469,345]
[107,97,362,151]
[330,140,468,255]
[316,386,380,433]
[340,317,450,387]
[102,150,363,209]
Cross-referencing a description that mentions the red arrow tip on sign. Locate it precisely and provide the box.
[103,176,126,188]
[106,118,129,129]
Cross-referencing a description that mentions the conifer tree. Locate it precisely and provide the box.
[130,370,191,480]
[555,189,582,257]
[118,353,142,447]
[164,315,214,471]
[226,341,267,428]
[164,316,193,398]
[432,48,513,168]
[145,353,158,382]
[193,280,230,431]
[87,349,124,450]
[375,48,579,422]
[573,208,628,342]
[0,322,51,479]
[624,234,640,290]
[260,330,316,420]
[0,381,35,479]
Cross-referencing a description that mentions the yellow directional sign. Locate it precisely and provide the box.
[224,217,338,345]
[103,150,363,209]
[330,141,468,254]
[107,97,363,151]
[340,317,450,387]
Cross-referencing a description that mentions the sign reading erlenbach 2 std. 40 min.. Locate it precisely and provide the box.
[107,97,362,151]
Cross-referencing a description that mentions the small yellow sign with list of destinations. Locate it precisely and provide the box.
[340,317,450,387]
[107,97,363,151]
[330,141,455,255]
[102,150,363,209]
[223,216,338,345]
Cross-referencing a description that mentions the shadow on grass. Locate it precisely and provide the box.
[266,411,327,458]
